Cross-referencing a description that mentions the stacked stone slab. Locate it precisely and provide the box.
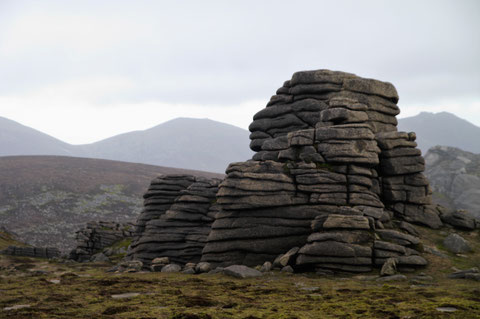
[202,161,322,266]
[202,69,439,272]
[130,177,221,265]
[1,246,60,259]
[133,174,197,240]
[69,221,134,262]
[377,132,441,228]
[296,207,375,273]
[373,229,427,271]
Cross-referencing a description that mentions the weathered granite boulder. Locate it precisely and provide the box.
[200,69,438,272]
[443,233,472,254]
[128,175,221,265]
[440,209,478,230]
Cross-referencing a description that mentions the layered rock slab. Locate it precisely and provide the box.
[129,175,221,265]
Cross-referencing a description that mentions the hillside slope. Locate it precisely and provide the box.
[424,146,480,218]
[398,112,480,154]
[0,156,223,251]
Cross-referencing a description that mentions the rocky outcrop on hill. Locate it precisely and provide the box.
[69,221,135,262]
[128,175,221,265]
[424,146,480,219]
[1,246,60,259]
[201,70,437,272]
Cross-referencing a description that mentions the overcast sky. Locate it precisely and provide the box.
[1,0,479,144]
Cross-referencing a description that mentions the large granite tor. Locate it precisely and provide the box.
[201,69,442,272]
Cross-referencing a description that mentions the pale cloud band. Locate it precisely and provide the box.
[0,0,479,143]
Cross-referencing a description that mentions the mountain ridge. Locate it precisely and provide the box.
[0,116,253,173]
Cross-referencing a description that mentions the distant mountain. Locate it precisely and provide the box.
[424,146,480,219]
[0,155,224,251]
[0,116,76,157]
[398,112,480,154]
[0,117,253,173]
[78,118,253,173]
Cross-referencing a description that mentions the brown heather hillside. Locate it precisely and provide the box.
[0,156,224,251]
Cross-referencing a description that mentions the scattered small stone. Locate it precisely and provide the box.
[273,247,299,269]
[380,258,397,276]
[436,307,458,313]
[299,286,320,292]
[111,293,140,299]
[410,274,434,284]
[117,260,143,272]
[47,279,61,284]
[195,262,212,274]
[3,304,31,311]
[223,265,263,279]
[281,265,294,273]
[260,261,272,272]
[161,264,181,273]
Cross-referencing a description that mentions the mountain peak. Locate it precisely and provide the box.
[398,112,480,154]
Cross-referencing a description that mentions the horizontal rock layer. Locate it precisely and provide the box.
[129,176,222,265]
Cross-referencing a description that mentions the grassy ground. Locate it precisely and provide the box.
[1,224,479,318]
[0,255,479,319]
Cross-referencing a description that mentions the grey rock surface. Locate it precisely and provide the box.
[161,264,182,273]
[128,175,221,266]
[380,257,397,276]
[223,265,263,278]
[424,146,480,219]
[443,234,472,254]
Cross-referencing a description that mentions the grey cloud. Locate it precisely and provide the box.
[0,0,478,106]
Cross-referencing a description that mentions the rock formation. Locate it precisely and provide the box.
[201,70,439,272]
[1,246,60,259]
[424,146,480,219]
[128,174,221,265]
[69,221,135,262]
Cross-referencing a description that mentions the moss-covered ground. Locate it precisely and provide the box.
[0,255,478,319]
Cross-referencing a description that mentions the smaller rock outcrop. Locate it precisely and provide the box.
[128,175,222,265]
[439,209,478,230]
[424,146,480,219]
[69,221,134,262]
[1,246,60,259]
